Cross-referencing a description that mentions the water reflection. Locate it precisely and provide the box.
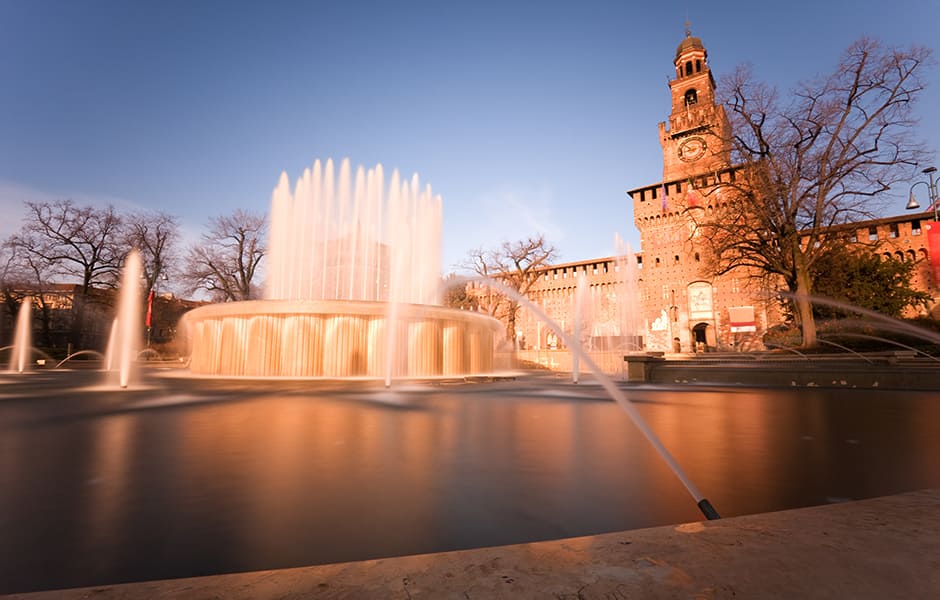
[1,372,939,593]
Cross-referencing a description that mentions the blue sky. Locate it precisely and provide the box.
[2,0,938,278]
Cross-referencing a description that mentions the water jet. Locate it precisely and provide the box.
[104,250,143,388]
[8,297,32,373]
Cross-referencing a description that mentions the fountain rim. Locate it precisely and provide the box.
[181,298,503,329]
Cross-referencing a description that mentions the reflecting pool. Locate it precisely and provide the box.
[1,369,939,594]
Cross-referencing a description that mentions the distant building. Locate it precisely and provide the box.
[0,284,205,357]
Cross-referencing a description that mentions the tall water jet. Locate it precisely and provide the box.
[572,273,588,384]
[104,250,143,388]
[183,158,501,379]
[8,297,32,373]
[614,234,642,350]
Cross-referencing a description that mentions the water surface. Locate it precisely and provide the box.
[1,370,938,593]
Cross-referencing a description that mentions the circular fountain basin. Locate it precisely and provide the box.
[182,300,502,378]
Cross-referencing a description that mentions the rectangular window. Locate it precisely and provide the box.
[868,226,878,241]
[889,223,899,238]
[912,219,922,236]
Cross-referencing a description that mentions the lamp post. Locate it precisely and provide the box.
[907,166,939,221]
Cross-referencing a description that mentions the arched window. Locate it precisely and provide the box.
[685,61,693,76]
[696,59,701,72]
[684,89,698,106]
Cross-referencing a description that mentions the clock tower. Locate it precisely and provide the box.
[658,26,731,182]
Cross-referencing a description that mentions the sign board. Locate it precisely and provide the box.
[728,306,756,333]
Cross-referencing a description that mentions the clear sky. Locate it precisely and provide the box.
[2,0,938,279]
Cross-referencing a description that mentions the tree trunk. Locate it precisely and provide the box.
[506,300,518,343]
[794,262,817,349]
[38,303,53,348]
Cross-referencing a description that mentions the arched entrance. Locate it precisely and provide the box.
[692,322,714,352]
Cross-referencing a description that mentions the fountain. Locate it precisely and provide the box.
[182,158,502,378]
[8,297,32,373]
[572,273,588,383]
[103,250,143,388]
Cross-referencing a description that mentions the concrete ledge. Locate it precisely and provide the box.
[10,489,940,599]
[650,359,940,389]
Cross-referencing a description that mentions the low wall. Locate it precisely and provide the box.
[515,349,629,378]
[515,349,940,389]
[649,354,940,389]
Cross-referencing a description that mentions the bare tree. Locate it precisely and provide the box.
[12,199,123,294]
[183,210,266,301]
[460,234,557,341]
[8,242,66,347]
[0,239,25,345]
[9,199,124,347]
[697,38,932,348]
[123,210,180,294]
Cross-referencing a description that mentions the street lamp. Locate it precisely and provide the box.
[907,166,939,221]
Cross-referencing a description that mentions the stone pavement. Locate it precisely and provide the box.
[8,488,939,599]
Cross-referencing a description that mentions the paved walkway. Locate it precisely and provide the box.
[9,489,939,599]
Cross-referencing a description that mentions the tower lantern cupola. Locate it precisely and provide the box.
[674,24,706,80]
[657,24,731,182]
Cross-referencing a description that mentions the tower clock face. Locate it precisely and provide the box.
[678,136,707,162]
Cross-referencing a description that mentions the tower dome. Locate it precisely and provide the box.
[675,34,704,60]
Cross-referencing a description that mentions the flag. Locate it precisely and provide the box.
[146,290,154,328]
[660,182,668,212]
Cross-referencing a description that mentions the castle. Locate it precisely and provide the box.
[501,28,936,359]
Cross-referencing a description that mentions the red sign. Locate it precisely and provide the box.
[926,221,940,286]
